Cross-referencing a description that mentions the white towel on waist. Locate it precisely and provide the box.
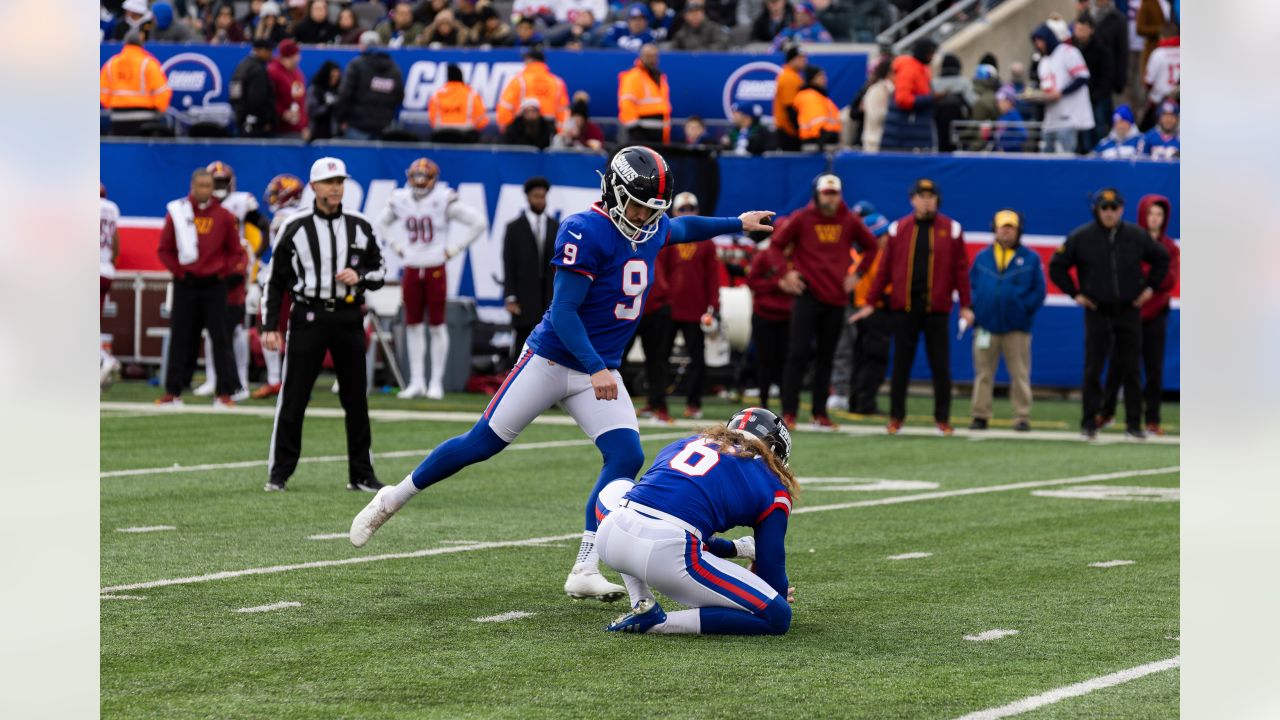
[167,198,199,266]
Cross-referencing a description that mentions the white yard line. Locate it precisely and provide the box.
[951,656,1180,720]
[100,595,146,600]
[100,431,688,479]
[964,629,1019,642]
[234,601,302,614]
[792,467,1179,515]
[1089,560,1136,568]
[115,525,176,533]
[99,466,1177,595]
[473,611,535,623]
[887,552,933,561]
[101,534,578,593]
[99,401,1180,445]
[306,533,350,541]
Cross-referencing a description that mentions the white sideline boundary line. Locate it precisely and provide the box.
[100,431,688,479]
[951,656,1180,720]
[964,629,1019,642]
[792,467,1179,515]
[235,601,302,614]
[1089,560,1136,568]
[101,534,578,593]
[116,525,176,533]
[99,401,1180,445]
[887,552,933,561]
[100,465,1178,594]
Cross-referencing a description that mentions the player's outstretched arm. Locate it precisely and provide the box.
[668,210,770,245]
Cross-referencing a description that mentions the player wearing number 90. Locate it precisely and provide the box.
[351,146,776,602]
[595,407,798,635]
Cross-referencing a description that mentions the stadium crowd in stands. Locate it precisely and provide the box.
[101,1,1178,158]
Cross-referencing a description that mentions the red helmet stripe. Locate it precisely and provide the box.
[737,410,754,431]
[642,147,666,197]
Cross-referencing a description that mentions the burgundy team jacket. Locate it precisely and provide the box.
[746,245,794,321]
[866,212,972,313]
[658,240,722,323]
[157,195,242,280]
[771,200,876,307]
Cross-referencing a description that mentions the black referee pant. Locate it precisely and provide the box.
[1082,303,1142,431]
[781,292,845,420]
[165,276,236,398]
[269,302,375,486]
[888,309,951,423]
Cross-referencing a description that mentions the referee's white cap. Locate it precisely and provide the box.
[310,157,350,184]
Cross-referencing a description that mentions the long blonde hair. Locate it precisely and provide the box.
[697,425,800,500]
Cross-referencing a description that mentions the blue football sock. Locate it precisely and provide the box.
[697,596,791,636]
[410,420,508,490]
[583,428,644,532]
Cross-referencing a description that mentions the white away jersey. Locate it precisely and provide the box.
[1037,43,1094,131]
[378,185,455,268]
[100,198,120,277]
[1144,45,1180,105]
[219,191,259,227]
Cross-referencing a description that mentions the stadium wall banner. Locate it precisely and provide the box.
[99,43,868,124]
[101,141,1178,389]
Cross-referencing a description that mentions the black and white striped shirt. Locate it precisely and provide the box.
[262,203,386,328]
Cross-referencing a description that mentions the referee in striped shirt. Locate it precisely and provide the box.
[261,157,386,493]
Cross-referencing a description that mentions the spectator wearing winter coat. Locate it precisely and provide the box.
[933,53,975,152]
[1073,14,1114,148]
[1135,0,1169,90]
[858,57,892,151]
[207,3,247,43]
[1089,0,1129,99]
[1092,104,1141,158]
[1139,101,1179,160]
[770,3,833,51]
[882,38,938,151]
[993,85,1028,152]
[1101,193,1179,435]
[1031,23,1093,154]
[266,39,308,139]
[149,2,198,42]
[503,99,556,149]
[306,61,343,139]
[469,6,514,46]
[1048,187,1170,439]
[292,0,340,43]
[511,16,546,48]
[968,209,1046,432]
[811,0,852,41]
[602,5,656,51]
[645,0,678,43]
[421,9,468,46]
[671,2,729,50]
[721,103,771,156]
[971,63,1000,123]
[250,1,292,45]
[230,39,276,137]
[773,45,807,151]
[336,7,364,44]
[336,32,406,139]
[751,0,793,43]
[110,0,153,41]
[850,0,891,43]
[377,1,427,47]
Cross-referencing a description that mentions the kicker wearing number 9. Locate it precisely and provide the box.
[350,146,776,604]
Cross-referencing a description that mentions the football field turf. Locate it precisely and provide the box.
[101,384,1179,719]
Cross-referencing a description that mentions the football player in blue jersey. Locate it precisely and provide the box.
[351,146,776,602]
[595,407,798,635]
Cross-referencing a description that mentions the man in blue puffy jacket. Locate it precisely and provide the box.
[968,209,1045,431]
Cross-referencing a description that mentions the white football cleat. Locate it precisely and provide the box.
[192,380,216,397]
[426,381,445,400]
[231,388,251,402]
[350,486,398,547]
[564,564,626,602]
[397,383,426,399]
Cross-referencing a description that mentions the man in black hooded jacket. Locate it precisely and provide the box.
[1049,187,1169,439]
[230,39,276,137]
[337,31,405,140]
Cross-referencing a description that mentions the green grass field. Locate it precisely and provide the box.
[101,380,1179,719]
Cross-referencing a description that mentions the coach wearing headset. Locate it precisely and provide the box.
[968,209,1046,432]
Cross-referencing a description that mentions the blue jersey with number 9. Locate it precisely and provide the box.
[526,201,671,372]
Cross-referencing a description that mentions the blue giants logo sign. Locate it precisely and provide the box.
[160,52,225,110]
[721,61,781,121]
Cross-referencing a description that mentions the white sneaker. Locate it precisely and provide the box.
[100,356,121,387]
[231,388,250,402]
[331,380,340,394]
[350,486,398,548]
[426,381,445,400]
[192,380,216,397]
[397,383,426,399]
[827,394,849,413]
[564,564,627,602]
[211,396,235,410]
